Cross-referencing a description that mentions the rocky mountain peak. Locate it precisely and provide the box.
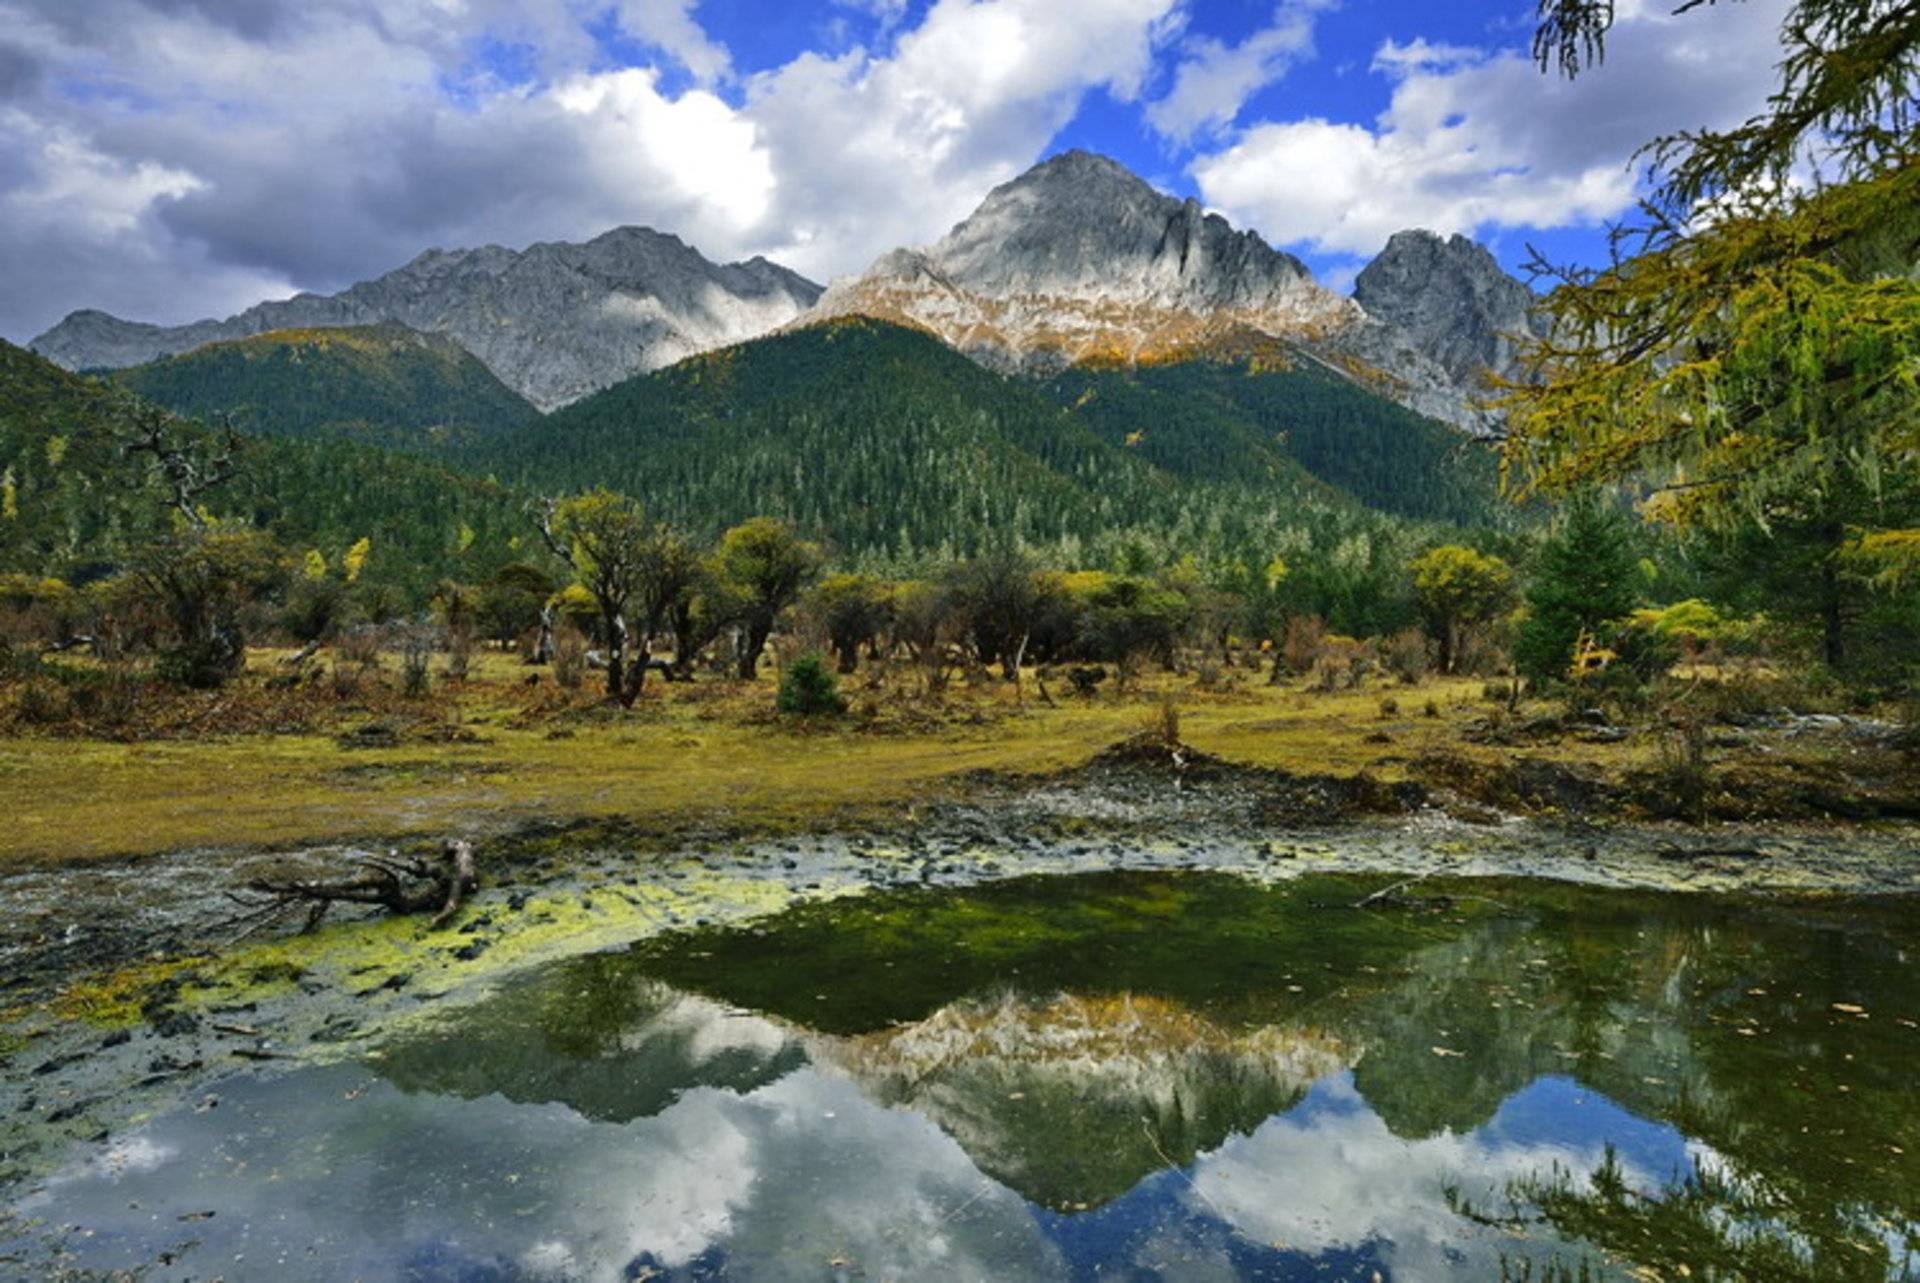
[804,149,1526,433]
[31,228,823,410]
[923,149,1315,309]
[809,149,1342,376]
[1353,229,1544,389]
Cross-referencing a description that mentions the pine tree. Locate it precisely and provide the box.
[1514,491,1643,684]
[1511,0,1920,586]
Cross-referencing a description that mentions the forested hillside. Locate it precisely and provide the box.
[0,340,528,593]
[114,326,540,451]
[458,318,1497,578]
[1041,346,1501,527]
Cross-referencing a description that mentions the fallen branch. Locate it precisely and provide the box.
[280,641,322,667]
[227,840,478,935]
[1354,866,1448,909]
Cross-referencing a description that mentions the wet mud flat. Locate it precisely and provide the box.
[6,746,1918,1004]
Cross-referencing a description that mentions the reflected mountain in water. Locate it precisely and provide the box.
[811,991,1347,1209]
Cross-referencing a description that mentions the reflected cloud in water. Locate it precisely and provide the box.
[15,871,1916,1281]
[19,989,1701,1282]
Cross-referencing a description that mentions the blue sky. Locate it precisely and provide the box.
[0,0,1788,340]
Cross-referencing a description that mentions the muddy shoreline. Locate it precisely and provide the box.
[9,747,1918,999]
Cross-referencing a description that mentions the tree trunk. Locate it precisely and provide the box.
[603,609,627,701]
[1818,522,1848,671]
[1007,631,1030,700]
[621,640,648,706]
[670,602,696,676]
[235,840,479,935]
[1821,565,1847,670]
[529,605,555,665]
[738,621,770,680]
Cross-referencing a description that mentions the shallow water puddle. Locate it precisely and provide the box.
[11,871,1919,1280]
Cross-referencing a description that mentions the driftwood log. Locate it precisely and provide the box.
[227,840,477,938]
[279,640,323,667]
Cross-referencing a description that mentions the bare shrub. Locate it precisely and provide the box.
[399,625,433,698]
[1381,628,1430,685]
[0,601,62,653]
[1653,712,1711,822]
[1453,621,1512,678]
[330,628,384,697]
[1280,615,1328,676]
[68,664,142,728]
[1310,635,1372,692]
[15,678,71,725]
[443,627,473,683]
[552,625,587,691]
[1143,698,1181,747]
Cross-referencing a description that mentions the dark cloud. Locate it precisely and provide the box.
[0,41,44,100]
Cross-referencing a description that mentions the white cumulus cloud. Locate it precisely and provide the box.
[0,0,1182,340]
[1146,0,1336,144]
[615,0,733,85]
[1189,0,1791,259]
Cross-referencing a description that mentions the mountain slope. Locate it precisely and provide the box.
[459,318,1501,579]
[31,228,823,410]
[0,339,527,592]
[459,317,1198,558]
[808,151,1509,435]
[114,326,539,451]
[1040,341,1501,528]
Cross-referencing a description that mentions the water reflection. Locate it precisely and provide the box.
[13,871,1919,1281]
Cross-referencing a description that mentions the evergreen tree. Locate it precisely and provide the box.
[1515,491,1644,683]
[776,654,847,717]
[1512,0,1920,595]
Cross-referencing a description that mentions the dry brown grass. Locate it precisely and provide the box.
[0,645,1694,868]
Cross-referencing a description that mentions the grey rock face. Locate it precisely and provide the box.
[31,228,823,410]
[811,151,1526,436]
[924,150,1322,311]
[1353,230,1544,391]
[812,151,1348,372]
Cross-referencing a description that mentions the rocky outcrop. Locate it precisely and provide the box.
[1354,230,1545,394]
[31,228,823,411]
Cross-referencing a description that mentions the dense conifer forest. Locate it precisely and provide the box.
[114,325,539,451]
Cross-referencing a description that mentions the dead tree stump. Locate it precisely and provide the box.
[228,840,478,937]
